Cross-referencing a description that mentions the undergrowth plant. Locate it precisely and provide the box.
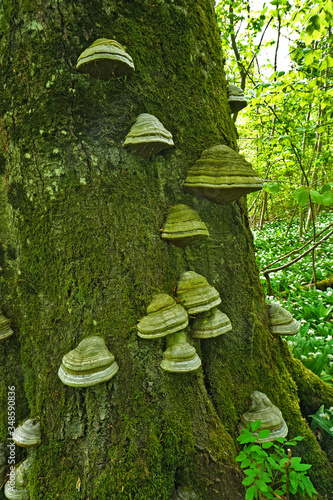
[253,211,333,384]
[236,420,317,499]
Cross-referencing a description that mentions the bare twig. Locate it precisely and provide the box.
[263,228,333,291]
[284,449,292,500]
[261,222,333,271]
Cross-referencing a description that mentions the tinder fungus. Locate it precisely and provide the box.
[268,302,300,336]
[227,84,248,113]
[0,312,13,340]
[123,113,174,159]
[176,271,221,315]
[160,331,201,373]
[183,145,262,204]
[239,390,288,443]
[76,38,135,79]
[137,294,201,373]
[161,204,209,247]
[191,307,232,339]
[137,294,188,339]
[12,419,41,448]
[58,336,119,387]
[4,458,31,500]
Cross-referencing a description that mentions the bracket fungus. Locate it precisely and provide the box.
[12,419,41,448]
[268,302,300,336]
[176,271,221,315]
[4,458,31,500]
[137,294,201,373]
[58,336,119,388]
[161,204,209,247]
[160,331,201,373]
[227,84,247,113]
[191,307,232,339]
[123,113,174,159]
[76,38,135,79]
[137,293,188,339]
[0,312,14,340]
[183,145,262,204]
[239,390,288,443]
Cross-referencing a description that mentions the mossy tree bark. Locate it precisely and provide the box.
[1,1,333,499]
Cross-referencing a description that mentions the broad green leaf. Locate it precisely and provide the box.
[293,463,312,471]
[250,445,264,453]
[322,191,333,206]
[322,184,332,193]
[300,475,317,494]
[244,468,259,477]
[256,480,269,492]
[304,51,313,66]
[245,484,258,500]
[241,458,252,468]
[289,470,299,494]
[267,456,281,469]
[262,441,273,449]
[236,451,247,462]
[291,457,302,466]
[310,189,322,204]
[258,429,271,439]
[243,476,256,486]
[238,433,257,444]
[293,186,307,200]
[308,14,321,31]
[251,420,263,432]
[318,55,333,70]
[297,189,309,206]
[267,182,280,194]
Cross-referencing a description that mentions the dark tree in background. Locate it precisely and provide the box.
[1,1,333,499]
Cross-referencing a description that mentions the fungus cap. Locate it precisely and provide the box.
[137,294,188,339]
[12,419,41,448]
[227,84,248,113]
[0,312,14,340]
[176,271,221,315]
[160,331,201,373]
[161,204,209,247]
[184,145,262,204]
[58,336,119,387]
[4,458,31,500]
[191,307,232,339]
[76,38,135,79]
[239,390,288,443]
[123,113,174,159]
[268,303,300,336]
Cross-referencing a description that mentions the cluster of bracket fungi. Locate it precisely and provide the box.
[4,419,41,499]
[0,38,303,498]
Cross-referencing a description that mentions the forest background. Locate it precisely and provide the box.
[218,0,333,444]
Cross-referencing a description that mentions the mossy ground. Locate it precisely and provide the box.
[0,0,333,499]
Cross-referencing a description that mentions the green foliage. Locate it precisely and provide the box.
[310,404,333,437]
[253,211,333,383]
[236,421,317,499]
[215,0,333,222]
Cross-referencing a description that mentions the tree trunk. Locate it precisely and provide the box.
[1,1,333,499]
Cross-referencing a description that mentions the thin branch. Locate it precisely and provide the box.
[261,222,333,271]
[285,449,292,500]
[262,228,333,276]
